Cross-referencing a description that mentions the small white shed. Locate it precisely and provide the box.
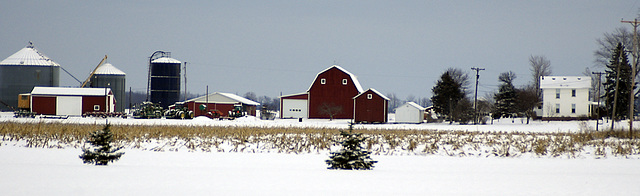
[395,102,426,123]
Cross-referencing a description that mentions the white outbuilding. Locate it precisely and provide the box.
[394,102,426,123]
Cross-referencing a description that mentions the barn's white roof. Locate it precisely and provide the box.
[0,42,61,66]
[94,63,126,75]
[31,87,112,96]
[540,76,591,89]
[308,65,364,93]
[152,57,181,64]
[354,88,390,100]
[186,92,260,106]
[398,102,426,111]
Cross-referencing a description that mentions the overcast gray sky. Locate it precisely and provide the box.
[2,1,639,101]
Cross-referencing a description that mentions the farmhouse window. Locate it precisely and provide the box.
[342,79,348,85]
[571,89,576,97]
[556,89,560,99]
[94,105,100,111]
[321,78,326,84]
[571,104,576,113]
[367,94,372,99]
[555,104,560,113]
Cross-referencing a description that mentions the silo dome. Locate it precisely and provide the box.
[90,63,126,112]
[150,56,181,109]
[0,42,60,111]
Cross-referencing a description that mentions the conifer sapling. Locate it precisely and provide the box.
[79,124,124,166]
[326,123,377,170]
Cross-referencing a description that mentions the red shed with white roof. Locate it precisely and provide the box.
[353,88,389,123]
[29,87,114,116]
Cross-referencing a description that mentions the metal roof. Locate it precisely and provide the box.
[540,76,591,89]
[307,65,364,93]
[398,102,426,111]
[354,88,390,100]
[0,42,60,66]
[186,92,260,105]
[151,57,181,64]
[31,87,112,96]
[94,63,126,75]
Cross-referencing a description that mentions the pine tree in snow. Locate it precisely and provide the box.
[493,71,518,119]
[79,124,124,166]
[326,123,377,170]
[603,42,635,120]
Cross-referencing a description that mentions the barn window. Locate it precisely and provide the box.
[342,79,348,85]
[321,78,326,84]
[367,94,372,99]
[93,105,100,111]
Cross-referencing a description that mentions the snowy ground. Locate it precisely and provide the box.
[2,112,640,195]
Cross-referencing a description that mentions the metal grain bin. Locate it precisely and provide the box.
[89,63,126,112]
[0,42,59,111]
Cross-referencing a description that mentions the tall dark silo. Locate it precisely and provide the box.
[148,51,180,109]
[0,42,60,111]
[90,63,126,112]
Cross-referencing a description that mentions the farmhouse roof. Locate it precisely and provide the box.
[31,87,112,96]
[540,76,591,89]
[186,92,260,105]
[308,65,364,93]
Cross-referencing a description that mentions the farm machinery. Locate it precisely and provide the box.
[165,102,194,119]
[132,102,164,119]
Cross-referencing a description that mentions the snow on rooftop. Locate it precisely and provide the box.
[308,65,364,93]
[186,92,260,106]
[31,86,111,96]
[540,76,591,89]
[94,63,126,75]
[151,57,181,64]
[0,42,60,66]
[354,88,390,100]
[402,101,426,111]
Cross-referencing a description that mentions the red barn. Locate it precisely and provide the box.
[308,65,364,119]
[29,87,114,116]
[184,92,260,118]
[353,88,389,123]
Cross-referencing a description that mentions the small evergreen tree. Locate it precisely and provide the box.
[326,123,377,170]
[79,124,124,166]
[494,71,518,119]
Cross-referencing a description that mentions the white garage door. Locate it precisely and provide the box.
[56,96,82,116]
[282,99,308,119]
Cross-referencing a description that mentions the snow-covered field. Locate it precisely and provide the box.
[2,112,640,195]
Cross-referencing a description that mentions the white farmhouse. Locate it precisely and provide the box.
[540,76,591,120]
[394,102,426,124]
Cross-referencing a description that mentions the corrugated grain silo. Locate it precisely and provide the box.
[89,63,126,112]
[0,42,60,111]
[149,51,181,109]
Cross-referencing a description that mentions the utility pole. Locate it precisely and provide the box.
[471,67,485,124]
[612,49,624,131]
[592,72,605,131]
[622,18,639,137]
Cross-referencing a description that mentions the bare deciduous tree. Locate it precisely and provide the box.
[445,68,471,96]
[594,27,637,68]
[318,102,342,121]
[530,55,552,97]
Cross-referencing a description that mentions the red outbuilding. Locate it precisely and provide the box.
[184,92,260,118]
[280,92,308,119]
[307,65,364,119]
[353,88,389,123]
[29,86,114,116]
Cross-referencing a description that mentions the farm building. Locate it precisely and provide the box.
[540,76,591,120]
[394,102,426,124]
[89,63,126,112]
[0,42,60,111]
[307,65,364,119]
[29,87,114,116]
[184,92,260,118]
[280,92,308,119]
[353,88,389,123]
